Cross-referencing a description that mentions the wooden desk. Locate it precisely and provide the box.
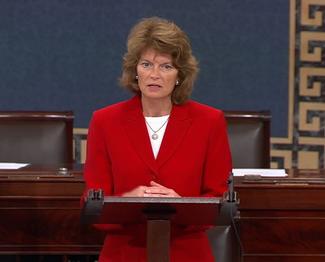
[1,166,325,262]
[235,169,325,262]
[0,165,104,255]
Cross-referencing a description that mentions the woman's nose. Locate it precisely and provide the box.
[149,66,160,79]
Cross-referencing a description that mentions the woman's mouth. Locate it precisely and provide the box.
[147,84,162,91]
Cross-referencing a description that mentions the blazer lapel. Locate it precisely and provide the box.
[122,96,158,174]
[156,103,192,168]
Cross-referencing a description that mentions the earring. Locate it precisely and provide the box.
[135,75,139,80]
[175,80,179,86]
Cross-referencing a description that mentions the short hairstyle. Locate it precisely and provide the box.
[119,17,199,104]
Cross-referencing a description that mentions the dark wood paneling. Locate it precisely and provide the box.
[2,166,325,262]
[235,169,325,261]
[0,166,104,255]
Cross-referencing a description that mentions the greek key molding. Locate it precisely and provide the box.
[270,0,325,169]
[299,67,325,96]
[300,32,325,62]
[301,0,325,26]
[299,102,325,131]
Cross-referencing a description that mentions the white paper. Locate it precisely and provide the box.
[0,162,30,170]
[233,168,288,177]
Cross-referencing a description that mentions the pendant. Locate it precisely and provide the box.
[151,133,159,140]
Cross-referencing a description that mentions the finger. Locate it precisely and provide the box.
[145,187,169,194]
[143,193,166,197]
[150,181,165,188]
[140,186,148,192]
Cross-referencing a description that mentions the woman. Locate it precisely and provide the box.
[83,17,232,262]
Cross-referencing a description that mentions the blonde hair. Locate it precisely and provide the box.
[119,17,199,104]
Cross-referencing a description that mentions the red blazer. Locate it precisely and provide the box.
[83,95,232,262]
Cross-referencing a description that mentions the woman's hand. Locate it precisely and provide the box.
[143,181,181,197]
[121,185,149,197]
[122,181,181,197]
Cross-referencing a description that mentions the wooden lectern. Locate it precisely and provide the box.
[81,189,223,262]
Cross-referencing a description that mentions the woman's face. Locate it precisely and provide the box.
[136,48,178,102]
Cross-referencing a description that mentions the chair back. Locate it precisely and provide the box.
[225,111,271,168]
[0,111,74,164]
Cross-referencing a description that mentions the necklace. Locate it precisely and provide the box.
[145,116,169,140]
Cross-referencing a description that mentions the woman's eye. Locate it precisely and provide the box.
[141,62,151,68]
[161,64,174,70]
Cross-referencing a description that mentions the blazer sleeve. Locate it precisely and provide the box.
[82,111,123,232]
[83,111,113,195]
[200,111,232,197]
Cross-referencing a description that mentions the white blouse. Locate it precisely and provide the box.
[144,115,169,159]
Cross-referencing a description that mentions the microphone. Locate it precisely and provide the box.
[227,171,236,202]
